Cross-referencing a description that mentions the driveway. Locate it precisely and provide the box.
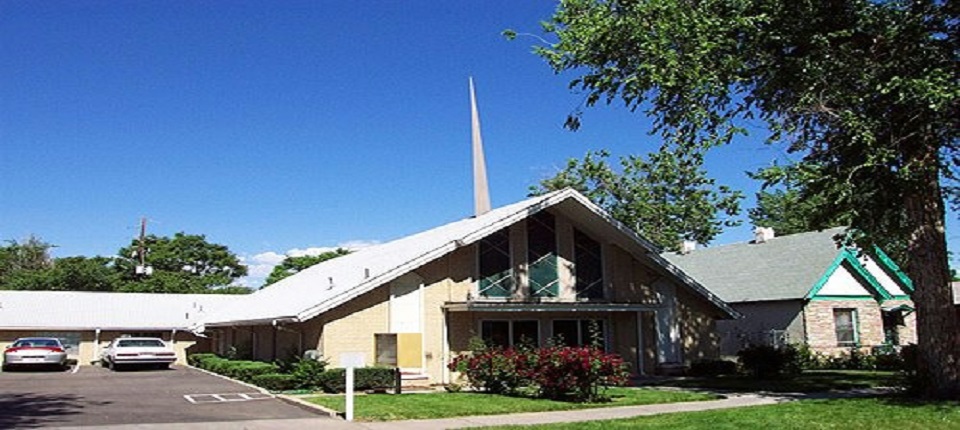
[0,364,325,428]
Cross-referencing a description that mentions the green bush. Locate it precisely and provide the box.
[689,359,738,376]
[317,367,398,393]
[252,373,298,391]
[738,344,801,379]
[290,357,329,389]
[222,361,279,382]
[188,353,218,367]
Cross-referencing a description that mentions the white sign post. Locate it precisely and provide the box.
[345,366,355,422]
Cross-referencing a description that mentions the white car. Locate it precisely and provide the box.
[3,337,68,371]
[101,337,177,370]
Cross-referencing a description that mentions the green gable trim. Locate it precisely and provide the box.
[805,249,894,302]
[810,295,877,301]
[871,246,915,293]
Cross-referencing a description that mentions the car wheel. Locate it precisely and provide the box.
[107,359,115,371]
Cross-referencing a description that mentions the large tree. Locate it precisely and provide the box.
[532,148,742,250]
[263,248,351,287]
[116,232,248,294]
[0,236,54,285]
[524,0,959,397]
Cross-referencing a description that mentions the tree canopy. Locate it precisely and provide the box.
[524,0,958,397]
[263,248,351,287]
[532,148,742,250]
[0,233,250,294]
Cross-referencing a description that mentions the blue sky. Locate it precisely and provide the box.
[1,1,955,286]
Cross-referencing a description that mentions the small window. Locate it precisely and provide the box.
[833,309,859,346]
[574,229,604,299]
[481,320,539,348]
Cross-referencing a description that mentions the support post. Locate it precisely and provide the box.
[345,366,355,421]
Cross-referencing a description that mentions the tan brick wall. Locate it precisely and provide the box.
[318,286,390,368]
[801,299,915,355]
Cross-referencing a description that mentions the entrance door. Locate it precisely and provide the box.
[389,273,423,370]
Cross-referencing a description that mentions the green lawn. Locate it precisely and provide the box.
[305,387,718,421]
[485,398,960,430]
[648,370,902,393]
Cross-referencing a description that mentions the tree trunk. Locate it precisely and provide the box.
[903,144,960,399]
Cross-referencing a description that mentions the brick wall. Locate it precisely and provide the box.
[802,299,916,355]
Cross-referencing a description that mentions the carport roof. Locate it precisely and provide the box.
[0,291,241,330]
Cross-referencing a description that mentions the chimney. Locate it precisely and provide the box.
[679,240,697,254]
[754,227,775,244]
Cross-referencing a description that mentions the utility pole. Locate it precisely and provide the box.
[135,217,153,277]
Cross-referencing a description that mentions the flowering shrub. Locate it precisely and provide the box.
[448,345,629,402]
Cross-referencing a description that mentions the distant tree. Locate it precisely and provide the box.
[532,148,742,251]
[4,256,118,292]
[0,235,54,285]
[263,248,351,287]
[116,232,247,293]
[747,163,844,237]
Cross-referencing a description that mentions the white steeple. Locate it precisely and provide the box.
[469,77,491,216]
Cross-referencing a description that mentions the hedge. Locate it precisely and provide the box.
[251,373,298,391]
[318,367,397,393]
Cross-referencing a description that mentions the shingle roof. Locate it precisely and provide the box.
[662,228,847,303]
[201,188,736,327]
[0,290,240,330]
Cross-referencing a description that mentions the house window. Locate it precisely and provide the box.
[551,319,606,349]
[479,228,513,298]
[833,309,859,346]
[528,211,559,298]
[481,320,540,348]
[574,229,604,299]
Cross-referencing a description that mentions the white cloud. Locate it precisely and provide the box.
[236,240,379,288]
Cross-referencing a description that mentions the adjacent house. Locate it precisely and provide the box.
[196,188,738,383]
[663,227,915,356]
[0,290,240,364]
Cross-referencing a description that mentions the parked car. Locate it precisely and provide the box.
[2,337,68,371]
[101,337,177,370]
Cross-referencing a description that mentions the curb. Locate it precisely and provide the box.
[275,394,341,418]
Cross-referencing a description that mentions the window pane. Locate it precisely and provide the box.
[512,321,540,347]
[479,229,513,297]
[552,320,579,347]
[481,321,510,348]
[580,320,606,349]
[528,211,559,298]
[574,229,604,299]
[833,309,857,346]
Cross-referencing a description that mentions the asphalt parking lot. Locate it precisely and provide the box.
[0,364,325,428]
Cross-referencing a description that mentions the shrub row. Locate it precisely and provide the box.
[188,353,394,393]
[449,345,629,402]
[731,343,918,379]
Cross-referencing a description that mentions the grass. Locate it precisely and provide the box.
[647,370,902,393]
[485,397,960,429]
[304,387,718,421]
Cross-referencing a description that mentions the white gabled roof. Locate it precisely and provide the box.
[200,188,736,328]
[0,290,241,331]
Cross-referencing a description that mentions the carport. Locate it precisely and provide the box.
[0,291,241,365]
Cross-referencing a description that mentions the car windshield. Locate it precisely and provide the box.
[117,339,165,348]
[13,338,60,348]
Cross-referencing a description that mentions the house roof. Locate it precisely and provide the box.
[200,188,737,328]
[0,290,241,331]
[662,227,849,303]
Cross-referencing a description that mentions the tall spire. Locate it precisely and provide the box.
[469,77,491,216]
